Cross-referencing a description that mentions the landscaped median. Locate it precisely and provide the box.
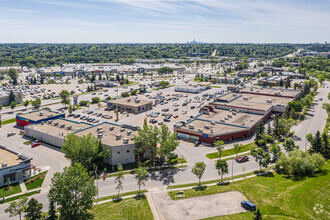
[167,163,330,219]
[206,142,256,159]
[0,118,16,125]
[24,171,47,190]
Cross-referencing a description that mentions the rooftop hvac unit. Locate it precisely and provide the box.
[198,128,203,133]
[67,125,72,130]
[97,127,102,131]
[233,94,237,97]
[127,131,132,135]
[210,129,214,134]
[204,125,210,129]
[232,112,237,115]
[41,121,44,125]
[242,122,245,126]
[2,162,7,168]
[188,124,194,129]
[54,122,59,126]
[243,97,248,100]
[224,117,228,120]
[39,112,43,116]
[123,138,129,144]
[127,99,131,102]
[109,126,114,131]
[48,120,52,124]
[76,127,81,131]
[47,114,53,117]
[135,99,140,103]
[97,134,103,139]
[228,115,232,118]
[210,121,215,125]
[267,99,272,103]
[116,134,121,140]
[60,123,65,128]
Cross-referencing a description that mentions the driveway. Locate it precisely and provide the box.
[150,191,247,220]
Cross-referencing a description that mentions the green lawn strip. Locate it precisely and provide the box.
[23,140,32,145]
[3,190,40,203]
[167,168,273,190]
[96,190,148,202]
[206,142,256,159]
[0,183,22,198]
[1,118,16,125]
[90,196,153,220]
[24,171,48,191]
[169,164,330,220]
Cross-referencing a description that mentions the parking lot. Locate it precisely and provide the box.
[151,191,247,220]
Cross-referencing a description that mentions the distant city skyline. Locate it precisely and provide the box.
[0,0,329,43]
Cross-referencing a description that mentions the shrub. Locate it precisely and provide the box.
[256,139,266,146]
[91,97,100,103]
[121,92,129,97]
[79,100,88,106]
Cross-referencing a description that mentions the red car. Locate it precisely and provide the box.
[174,115,179,118]
[31,140,41,148]
[236,155,249,163]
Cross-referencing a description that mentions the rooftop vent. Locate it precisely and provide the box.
[127,131,132,135]
[67,125,72,130]
[243,97,248,101]
[60,123,65,128]
[54,122,59,126]
[109,126,114,131]
[2,162,8,168]
[123,138,129,144]
[39,112,44,116]
[116,134,121,140]
[41,121,44,125]
[76,127,81,131]
[267,99,272,103]
[48,120,52,124]
[188,124,194,130]
[204,125,210,129]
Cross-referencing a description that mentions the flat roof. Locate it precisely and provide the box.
[240,87,300,98]
[109,97,152,107]
[29,118,92,138]
[19,110,63,122]
[216,93,240,102]
[0,149,20,167]
[74,122,138,147]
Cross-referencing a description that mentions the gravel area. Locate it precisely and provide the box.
[151,191,247,220]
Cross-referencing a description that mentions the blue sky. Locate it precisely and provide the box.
[0,0,329,43]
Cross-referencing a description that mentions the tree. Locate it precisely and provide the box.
[215,159,228,182]
[8,68,18,85]
[0,104,2,112]
[115,164,124,197]
[307,131,327,158]
[191,162,206,185]
[135,163,148,194]
[130,89,138,95]
[59,90,70,107]
[253,209,262,220]
[23,100,29,108]
[270,144,281,162]
[10,101,16,110]
[157,67,173,76]
[276,149,326,176]
[91,74,96,83]
[68,104,73,114]
[158,124,179,164]
[48,199,57,220]
[121,92,129,97]
[285,78,290,88]
[9,90,16,103]
[91,97,100,103]
[233,143,243,158]
[32,97,41,109]
[215,140,225,158]
[283,138,298,152]
[5,197,28,220]
[62,133,110,172]
[25,198,43,220]
[48,163,97,220]
[322,103,330,114]
[254,121,265,142]
[266,123,272,134]
[251,148,271,171]
[159,81,170,89]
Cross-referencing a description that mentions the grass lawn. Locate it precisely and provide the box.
[0,183,22,198]
[169,164,330,220]
[90,196,153,220]
[96,190,148,202]
[23,140,32,145]
[0,118,16,125]
[206,142,256,159]
[24,171,47,190]
[4,190,40,203]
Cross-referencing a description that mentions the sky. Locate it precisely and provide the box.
[0,0,329,43]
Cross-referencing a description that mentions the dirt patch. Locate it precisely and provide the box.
[151,191,247,220]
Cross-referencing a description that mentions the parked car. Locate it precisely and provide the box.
[149,119,157,124]
[236,156,249,163]
[7,132,16,137]
[97,113,102,117]
[194,141,201,147]
[80,116,86,120]
[31,140,41,147]
[174,115,179,118]
[87,111,93,114]
[241,201,256,211]
[68,113,75,117]
[164,118,171,122]
[174,108,178,111]
[74,114,81,118]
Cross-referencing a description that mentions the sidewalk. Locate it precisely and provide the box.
[19,180,27,193]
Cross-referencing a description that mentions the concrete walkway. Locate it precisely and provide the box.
[19,180,27,193]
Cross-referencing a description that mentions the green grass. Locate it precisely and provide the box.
[211,86,222,88]
[3,190,40,203]
[24,171,47,190]
[23,140,32,145]
[96,190,148,202]
[1,118,16,125]
[206,142,256,159]
[90,196,153,220]
[169,164,330,220]
[0,183,22,197]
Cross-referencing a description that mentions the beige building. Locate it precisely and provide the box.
[0,145,33,186]
[107,97,153,113]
